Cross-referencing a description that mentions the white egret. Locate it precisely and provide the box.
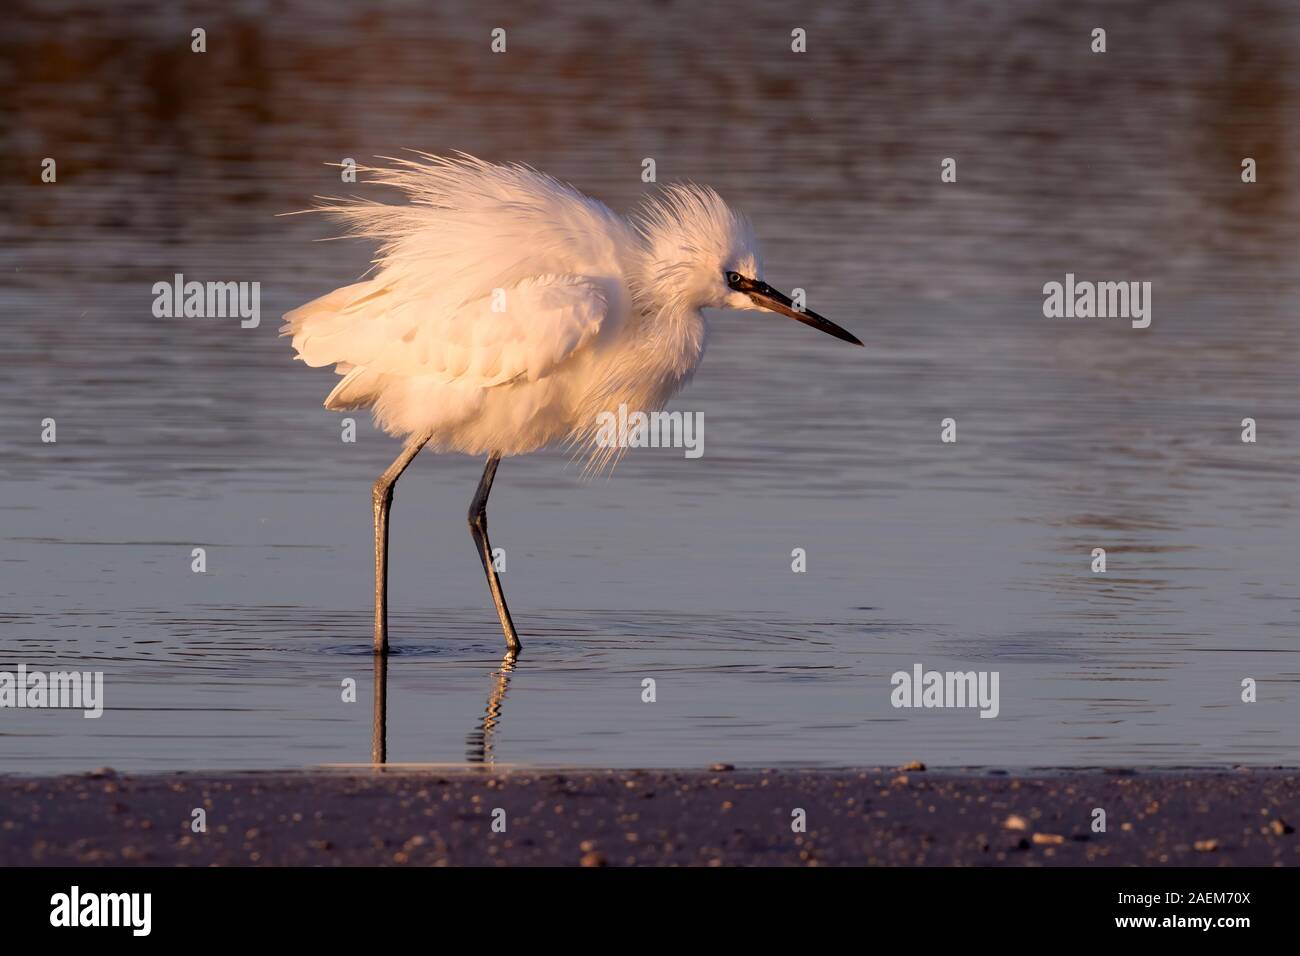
[283,153,862,655]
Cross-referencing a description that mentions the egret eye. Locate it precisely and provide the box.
[725,271,743,286]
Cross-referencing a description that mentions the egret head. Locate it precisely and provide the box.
[636,184,862,346]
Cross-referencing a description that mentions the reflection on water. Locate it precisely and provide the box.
[1,0,1299,771]
[368,643,520,767]
[371,650,387,764]
[464,652,516,765]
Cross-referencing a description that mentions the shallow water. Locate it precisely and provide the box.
[2,0,1298,771]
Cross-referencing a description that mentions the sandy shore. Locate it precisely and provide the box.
[2,767,1296,866]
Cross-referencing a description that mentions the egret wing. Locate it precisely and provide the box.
[284,273,612,396]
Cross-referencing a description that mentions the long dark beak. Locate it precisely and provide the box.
[738,278,863,346]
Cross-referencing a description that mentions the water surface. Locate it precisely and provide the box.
[2,0,1298,771]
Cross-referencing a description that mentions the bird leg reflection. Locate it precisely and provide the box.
[466,650,517,764]
[371,648,388,765]
[468,453,522,653]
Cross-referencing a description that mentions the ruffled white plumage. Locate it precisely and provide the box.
[287,273,610,395]
[283,153,756,468]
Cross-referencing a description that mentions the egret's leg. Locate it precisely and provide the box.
[372,436,429,653]
[468,454,522,653]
